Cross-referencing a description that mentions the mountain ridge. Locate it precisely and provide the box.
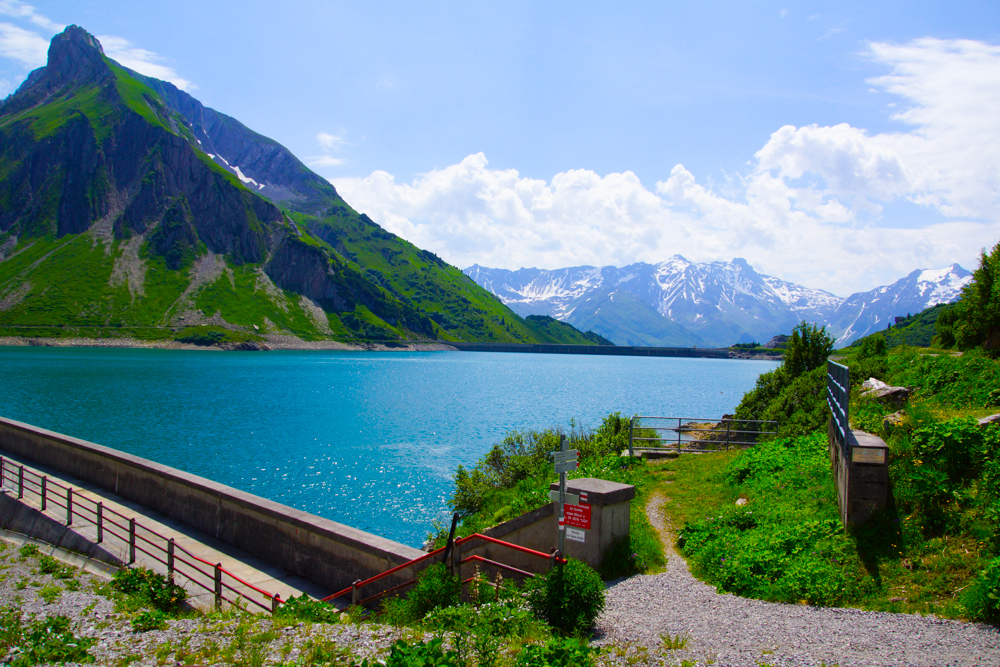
[465,259,971,348]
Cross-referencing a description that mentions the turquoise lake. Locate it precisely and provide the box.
[0,347,779,546]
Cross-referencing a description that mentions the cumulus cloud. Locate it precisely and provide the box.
[333,37,1000,295]
[98,35,194,91]
[0,21,47,66]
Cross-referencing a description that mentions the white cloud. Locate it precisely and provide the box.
[331,39,1000,295]
[307,155,346,168]
[0,21,46,66]
[98,35,194,91]
[317,132,346,151]
[0,1,61,33]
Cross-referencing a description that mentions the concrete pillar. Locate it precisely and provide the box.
[828,418,889,526]
[546,478,635,570]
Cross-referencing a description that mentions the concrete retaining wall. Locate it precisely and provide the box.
[0,417,425,594]
[455,478,634,584]
[0,491,123,567]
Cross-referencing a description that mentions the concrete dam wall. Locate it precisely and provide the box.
[0,417,424,594]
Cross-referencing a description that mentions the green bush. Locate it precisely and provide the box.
[0,606,22,655]
[677,433,856,606]
[8,615,95,667]
[130,610,168,633]
[887,347,1000,408]
[273,594,341,624]
[515,637,595,666]
[963,556,1000,622]
[176,330,226,346]
[382,563,461,625]
[526,559,605,634]
[111,566,187,613]
[384,638,462,667]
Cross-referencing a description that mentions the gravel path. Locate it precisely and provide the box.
[593,494,1000,667]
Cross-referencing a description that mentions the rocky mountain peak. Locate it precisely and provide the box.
[46,25,107,82]
[3,25,111,115]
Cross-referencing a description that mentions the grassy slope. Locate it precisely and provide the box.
[659,347,1000,620]
[847,303,955,351]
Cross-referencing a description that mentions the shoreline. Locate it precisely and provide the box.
[0,335,785,358]
[0,335,459,352]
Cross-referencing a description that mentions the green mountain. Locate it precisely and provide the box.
[848,302,957,350]
[0,26,605,348]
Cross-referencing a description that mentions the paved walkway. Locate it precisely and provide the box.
[0,448,328,611]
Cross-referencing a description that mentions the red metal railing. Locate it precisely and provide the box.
[0,455,283,613]
[324,531,565,608]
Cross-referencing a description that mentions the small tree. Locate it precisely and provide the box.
[783,322,834,379]
[951,240,1000,356]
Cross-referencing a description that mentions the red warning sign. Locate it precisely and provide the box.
[564,503,591,530]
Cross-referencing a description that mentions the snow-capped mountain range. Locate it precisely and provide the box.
[464,258,972,348]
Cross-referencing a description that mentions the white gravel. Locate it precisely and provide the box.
[593,495,1000,667]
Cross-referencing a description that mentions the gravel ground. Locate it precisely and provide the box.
[4,499,1000,667]
[592,494,1000,667]
[0,536,411,667]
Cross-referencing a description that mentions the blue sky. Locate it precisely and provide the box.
[0,1,998,294]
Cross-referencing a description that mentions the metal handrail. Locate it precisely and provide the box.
[827,360,850,455]
[323,532,565,605]
[0,455,282,613]
[628,416,777,456]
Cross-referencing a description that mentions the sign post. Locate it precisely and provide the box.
[552,434,578,557]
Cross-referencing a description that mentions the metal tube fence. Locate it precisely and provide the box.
[0,455,283,614]
[324,532,566,607]
[827,360,850,455]
[627,416,778,456]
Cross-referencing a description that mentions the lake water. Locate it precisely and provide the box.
[0,347,778,546]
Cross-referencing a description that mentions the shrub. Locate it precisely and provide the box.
[526,559,605,634]
[515,637,595,666]
[963,556,1000,622]
[273,594,340,624]
[9,615,96,667]
[384,638,462,667]
[131,610,168,633]
[382,563,461,625]
[111,567,186,612]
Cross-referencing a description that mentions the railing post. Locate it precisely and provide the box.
[128,518,136,564]
[628,416,634,457]
[40,477,47,511]
[66,488,73,525]
[96,503,103,543]
[17,465,24,499]
[677,418,682,454]
[351,579,361,606]
[214,563,223,608]
[167,538,175,584]
[271,593,281,614]
[452,542,462,580]
[726,420,731,451]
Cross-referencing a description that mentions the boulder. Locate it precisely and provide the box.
[979,414,1000,428]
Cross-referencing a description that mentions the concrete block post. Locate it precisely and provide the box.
[546,478,635,570]
[271,594,281,614]
[828,418,889,526]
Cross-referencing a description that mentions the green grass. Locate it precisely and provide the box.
[657,347,1000,620]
